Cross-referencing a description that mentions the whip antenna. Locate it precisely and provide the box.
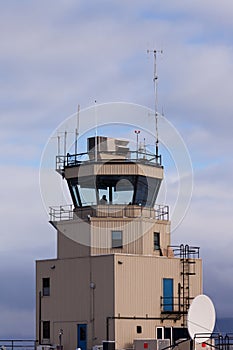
[75,104,80,156]
[147,49,163,160]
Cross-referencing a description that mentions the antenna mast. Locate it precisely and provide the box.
[75,104,80,160]
[147,49,163,159]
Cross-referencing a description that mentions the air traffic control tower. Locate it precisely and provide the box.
[36,134,202,350]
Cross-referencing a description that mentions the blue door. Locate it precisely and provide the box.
[163,278,173,311]
[77,324,87,350]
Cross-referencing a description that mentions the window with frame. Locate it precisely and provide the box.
[42,278,50,296]
[112,230,123,249]
[43,321,50,339]
[154,232,160,251]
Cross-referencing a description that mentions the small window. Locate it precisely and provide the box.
[137,325,142,334]
[43,321,50,339]
[154,232,160,251]
[112,230,123,248]
[42,278,50,296]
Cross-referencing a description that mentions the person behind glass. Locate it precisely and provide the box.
[100,195,107,204]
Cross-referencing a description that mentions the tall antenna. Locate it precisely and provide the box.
[147,49,163,159]
[75,104,80,158]
[94,100,98,162]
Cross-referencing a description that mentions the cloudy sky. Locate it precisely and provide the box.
[0,0,233,338]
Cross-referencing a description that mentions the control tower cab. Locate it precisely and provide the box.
[64,136,163,209]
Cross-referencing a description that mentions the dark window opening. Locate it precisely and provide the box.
[137,326,142,334]
[173,327,189,342]
[154,232,160,251]
[156,327,163,339]
[42,278,50,296]
[164,327,172,340]
[43,321,50,339]
[112,230,123,248]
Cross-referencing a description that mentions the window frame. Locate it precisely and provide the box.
[163,278,174,312]
[153,232,160,251]
[42,320,50,340]
[42,277,50,297]
[112,230,123,249]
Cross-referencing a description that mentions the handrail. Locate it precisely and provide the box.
[56,150,162,171]
[0,339,37,350]
[168,244,200,259]
[49,204,169,222]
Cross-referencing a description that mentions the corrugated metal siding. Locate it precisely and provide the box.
[36,255,115,349]
[114,254,202,321]
[91,219,171,255]
[115,319,173,350]
[57,221,90,258]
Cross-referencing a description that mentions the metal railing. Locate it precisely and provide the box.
[160,296,182,314]
[169,244,200,259]
[49,204,169,222]
[49,205,73,221]
[195,333,233,350]
[56,150,162,171]
[0,340,36,350]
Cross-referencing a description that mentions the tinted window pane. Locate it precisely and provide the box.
[43,321,50,339]
[112,230,123,248]
[154,232,160,250]
[43,278,50,296]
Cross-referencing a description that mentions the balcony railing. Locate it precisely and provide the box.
[169,244,200,259]
[56,150,162,172]
[160,296,182,314]
[49,204,169,222]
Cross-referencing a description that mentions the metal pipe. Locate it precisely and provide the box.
[39,291,42,345]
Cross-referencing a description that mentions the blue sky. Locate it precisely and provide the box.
[0,0,233,338]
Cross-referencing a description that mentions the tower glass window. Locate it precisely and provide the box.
[42,278,50,296]
[112,230,123,248]
[67,175,161,208]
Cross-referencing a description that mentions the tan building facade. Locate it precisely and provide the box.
[36,136,202,350]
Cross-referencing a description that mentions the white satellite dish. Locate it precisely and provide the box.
[187,294,216,343]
